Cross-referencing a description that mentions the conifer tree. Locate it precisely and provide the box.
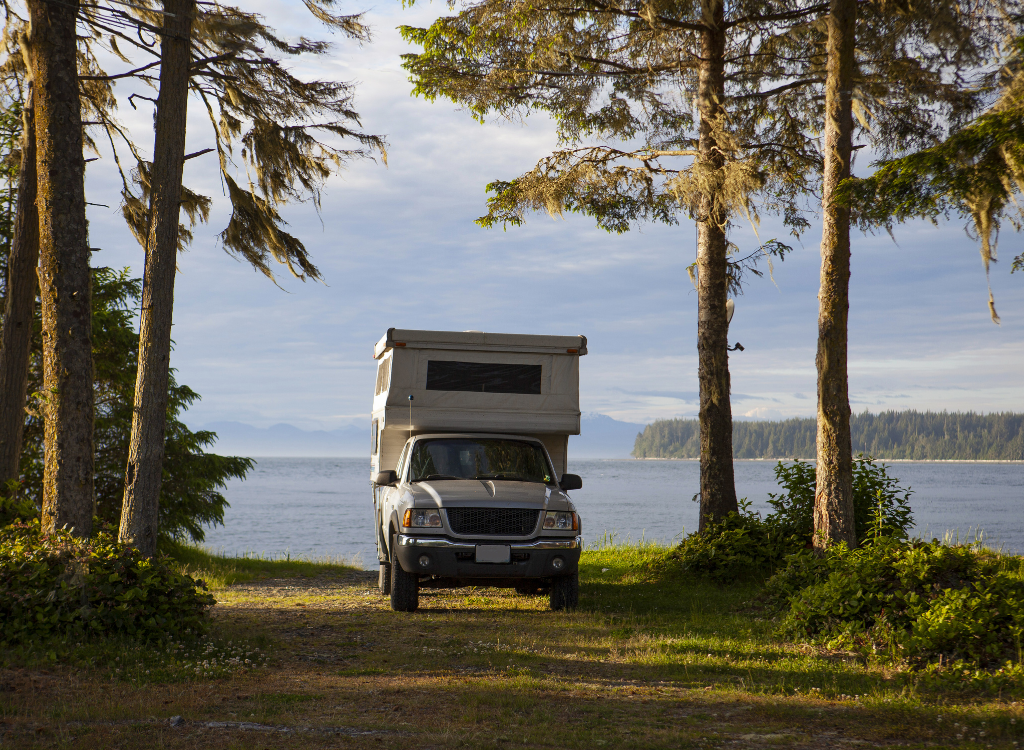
[108,0,385,555]
[0,6,139,522]
[0,1,383,546]
[814,0,858,548]
[118,0,196,556]
[811,0,1007,549]
[25,0,94,537]
[0,84,35,493]
[401,0,828,528]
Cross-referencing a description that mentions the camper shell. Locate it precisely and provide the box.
[370,328,586,612]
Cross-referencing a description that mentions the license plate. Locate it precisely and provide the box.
[475,545,511,564]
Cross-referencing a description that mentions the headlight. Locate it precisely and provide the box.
[403,508,442,528]
[543,511,578,531]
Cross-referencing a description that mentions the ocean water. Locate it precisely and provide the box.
[201,458,1024,569]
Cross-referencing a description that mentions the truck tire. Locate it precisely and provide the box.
[390,538,419,612]
[379,562,391,595]
[549,573,579,611]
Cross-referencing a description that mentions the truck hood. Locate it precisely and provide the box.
[407,479,554,508]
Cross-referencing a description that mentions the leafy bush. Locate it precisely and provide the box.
[674,500,806,582]
[767,456,914,543]
[769,536,1024,667]
[0,522,214,645]
[675,457,915,581]
[0,480,36,526]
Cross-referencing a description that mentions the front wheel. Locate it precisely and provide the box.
[390,537,419,612]
[549,573,579,611]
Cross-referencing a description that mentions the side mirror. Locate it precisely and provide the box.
[375,470,398,486]
[558,473,582,491]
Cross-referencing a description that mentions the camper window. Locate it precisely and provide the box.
[425,361,542,394]
[371,419,379,455]
[375,357,391,396]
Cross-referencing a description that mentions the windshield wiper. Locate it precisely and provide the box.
[412,474,463,482]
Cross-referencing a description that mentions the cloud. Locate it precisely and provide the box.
[740,408,792,421]
[612,388,700,402]
[79,0,1024,431]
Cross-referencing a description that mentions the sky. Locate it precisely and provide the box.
[82,0,1024,432]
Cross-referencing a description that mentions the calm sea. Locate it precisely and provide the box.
[201,458,1024,569]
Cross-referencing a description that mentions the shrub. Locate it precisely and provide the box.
[0,521,215,645]
[767,456,914,543]
[674,500,806,582]
[769,536,1024,667]
[0,480,36,527]
[676,457,915,581]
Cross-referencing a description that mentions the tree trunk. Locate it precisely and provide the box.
[813,0,857,550]
[119,0,195,557]
[0,88,38,491]
[29,0,94,538]
[695,0,738,532]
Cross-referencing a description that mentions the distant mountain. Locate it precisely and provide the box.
[202,413,644,459]
[571,414,647,458]
[633,411,1024,460]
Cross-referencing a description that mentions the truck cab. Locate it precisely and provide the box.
[370,329,586,612]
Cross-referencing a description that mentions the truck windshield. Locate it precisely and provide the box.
[409,438,554,484]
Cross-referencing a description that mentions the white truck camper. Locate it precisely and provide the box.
[370,328,587,612]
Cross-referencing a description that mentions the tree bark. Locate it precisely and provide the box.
[695,0,738,532]
[0,88,38,491]
[29,0,94,538]
[813,0,857,550]
[119,0,195,557]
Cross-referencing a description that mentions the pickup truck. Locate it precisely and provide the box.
[374,433,582,611]
[369,329,587,612]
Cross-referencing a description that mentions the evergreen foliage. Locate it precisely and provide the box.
[9,267,252,545]
[633,412,1024,460]
[399,0,828,257]
[106,1,387,282]
[842,35,1024,321]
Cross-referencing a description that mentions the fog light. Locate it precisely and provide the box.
[418,554,431,568]
[551,556,564,571]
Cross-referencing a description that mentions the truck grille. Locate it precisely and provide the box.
[445,508,540,536]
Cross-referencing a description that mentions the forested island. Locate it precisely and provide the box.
[632,411,1024,460]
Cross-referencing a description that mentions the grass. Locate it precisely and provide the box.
[165,541,360,588]
[1,541,1022,749]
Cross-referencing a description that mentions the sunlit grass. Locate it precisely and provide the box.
[164,541,361,589]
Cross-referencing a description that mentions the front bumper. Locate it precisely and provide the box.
[394,534,581,579]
